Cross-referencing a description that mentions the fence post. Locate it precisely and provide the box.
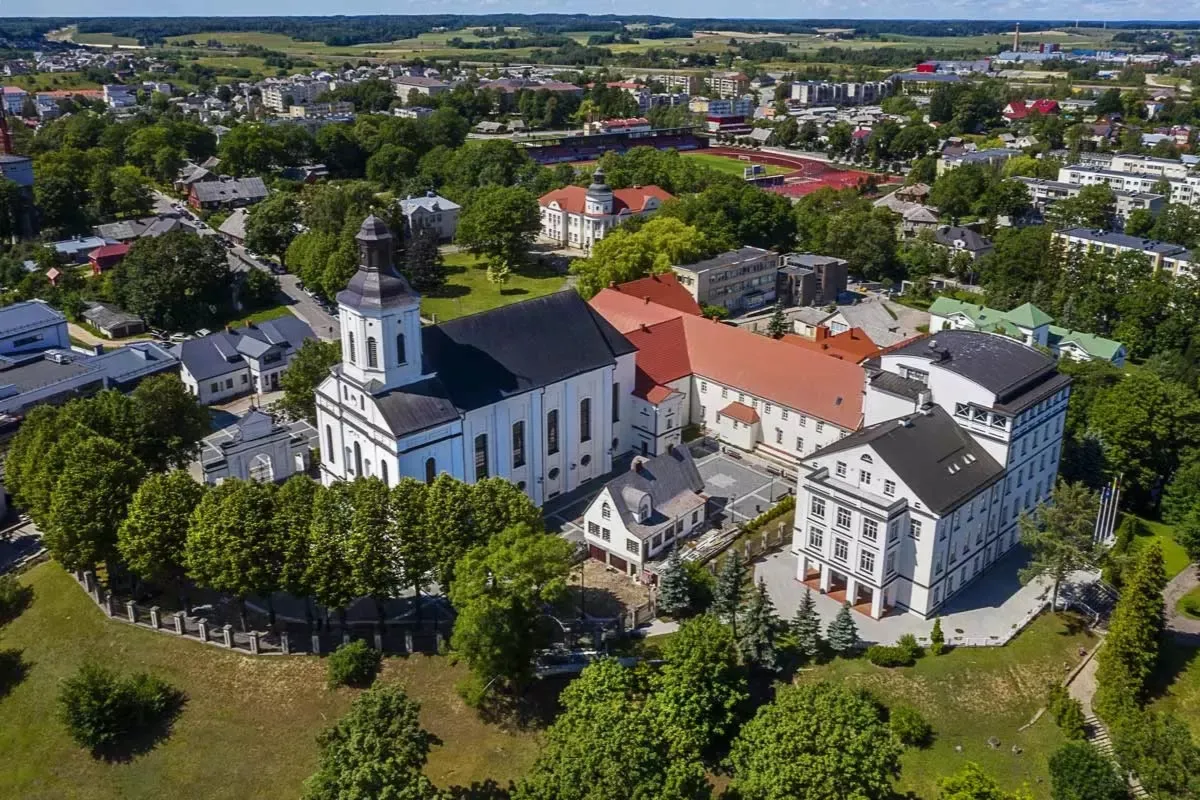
[374,631,383,651]
[248,631,260,655]
[82,570,96,597]
[149,606,161,629]
[221,624,233,648]
[435,631,444,653]
[341,629,351,647]
[404,631,414,654]
[173,611,185,635]
[125,600,137,623]
[197,619,209,642]
[102,591,116,617]
[279,630,290,655]
[311,633,322,654]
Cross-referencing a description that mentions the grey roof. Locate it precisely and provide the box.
[178,316,314,380]
[0,300,65,336]
[374,375,461,438]
[89,341,178,386]
[94,216,192,242]
[191,177,269,204]
[219,208,248,240]
[199,410,315,469]
[892,72,961,83]
[422,290,636,412]
[337,216,416,310]
[812,406,1004,515]
[888,330,1061,407]
[1057,227,1190,256]
[49,236,109,257]
[0,352,95,392]
[81,302,141,332]
[399,192,461,214]
[602,445,706,540]
[748,127,773,142]
[868,370,926,400]
[780,253,847,269]
[934,225,993,253]
[676,246,772,274]
[835,302,911,347]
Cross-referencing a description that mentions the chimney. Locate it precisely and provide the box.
[814,326,828,342]
[643,295,651,304]
[640,323,649,332]
[632,456,647,474]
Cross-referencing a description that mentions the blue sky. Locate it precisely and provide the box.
[12,0,1200,20]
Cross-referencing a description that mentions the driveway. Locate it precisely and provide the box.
[0,521,42,574]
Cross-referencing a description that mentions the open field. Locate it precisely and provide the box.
[5,72,102,92]
[1154,638,1200,738]
[683,152,794,177]
[797,612,1093,799]
[421,252,567,322]
[1128,516,1191,579]
[0,562,540,800]
[73,31,141,47]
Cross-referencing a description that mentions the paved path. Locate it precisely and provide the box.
[1164,564,1200,639]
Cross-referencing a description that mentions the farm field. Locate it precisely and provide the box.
[0,562,540,800]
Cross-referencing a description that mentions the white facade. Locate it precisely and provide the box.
[582,484,705,577]
[539,170,667,252]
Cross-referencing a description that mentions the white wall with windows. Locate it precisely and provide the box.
[581,486,705,578]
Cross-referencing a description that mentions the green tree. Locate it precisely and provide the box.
[728,682,901,800]
[825,206,899,282]
[978,179,1031,221]
[46,436,145,571]
[1109,708,1200,799]
[930,165,989,223]
[514,658,710,800]
[390,478,433,613]
[108,165,153,218]
[274,475,318,615]
[738,578,781,669]
[57,662,180,756]
[791,587,823,660]
[455,185,541,265]
[1018,481,1102,610]
[766,302,788,339]
[425,473,476,587]
[1094,542,1167,717]
[117,471,206,592]
[1048,184,1116,229]
[648,613,746,761]
[1048,741,1126,800]
[245,193,301,265]
[276,339,341,424]
[826,601,859,654]
[449,523,573,700]
[571,216,717,299]
[365,143,418,190]
[303,684,439,800]
[712,551,746,638]
[930,616,945,655]
[401,227,445,293]
[469,477,543,542]
[110,230,233,330]
[938,763,1033,800]
[348,477,401,623]
[129,374,210,471]
[657,546,691,616]
[306,482,360,626]
[185,479,281,629]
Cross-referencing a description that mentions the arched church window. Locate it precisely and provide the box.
[425,457,436,484]
[348,331,357,363]
[397,333,407,365]
[367,337,378,368]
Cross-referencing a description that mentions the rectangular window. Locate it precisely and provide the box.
[775,428,783,444]
[808,526,823,549]
[815,421,825,434]
[587,521,599,536]
[225,378,234,389]
[955,402,970,418]
[835,507,852,529]
[796,437,804,452]
[862,518,878,541]
[601,527,611,542]
[811,496,825,519]
[580,398,592,443]
[781,409,789,421]
[547,410,559,455]
[861,471,872,485]
[910,519,922,540]
[886,551,896,575]
[835,461,847,478]
[860,550,875,574]
[721,387,728,399]
[612,383,620,423]
[474,433,488,481]
[799,414,807,427]
[210,382,218,393]
[626,538,640,556]
[700,381,708,392]
[512,421,526,468]
[764,403,772,414]
[834,537,849,562]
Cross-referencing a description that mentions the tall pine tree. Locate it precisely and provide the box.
[738,578,781,669]
[766,301,788,339]
[402,227,446,293]
[826,601,859,655]
[791,587,823,660]
[712,551,746,639]
[657,547,690,617]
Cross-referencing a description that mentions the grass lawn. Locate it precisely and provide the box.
[795,613,1094,799]
[683,152,794,178]
[73,32,140,47]
[421,252,567,323]
[1151,637,1200,738]
[0,562,539,800]
[1126,515,1191,579]
[1177,584,1200,618]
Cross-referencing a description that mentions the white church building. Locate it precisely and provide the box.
[315,216,638,505]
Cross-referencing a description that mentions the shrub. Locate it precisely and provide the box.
[0,574,32,626]
[1048,741,1126,800]
[58,662,182,754]
[929,617,945,655]
[327,639,382,688]
[890,705,933,747]
[866,634,922,668]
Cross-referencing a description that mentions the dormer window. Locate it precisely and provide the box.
[639,499,651,522]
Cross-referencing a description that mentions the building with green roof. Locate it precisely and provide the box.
[927,296,1126,366]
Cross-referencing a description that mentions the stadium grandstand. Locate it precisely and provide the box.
[515,125,705,165]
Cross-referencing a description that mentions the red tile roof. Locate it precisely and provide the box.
[611,309,865,430]
[719,401,760,425]
[780,326,882,364]
[589,288,689,334]
[88,243,130,261]
[1003,100,1028,120]
[605,273,702,317]
[1031,99,1060,114]
[539,185,674,216]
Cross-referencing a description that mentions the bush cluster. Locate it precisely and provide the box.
[58,662,182,754]
[327,639,383,688]
[1047,683,1087,740]
[866,633,922,668]
[889,705,933,747]
[0,574,33,625]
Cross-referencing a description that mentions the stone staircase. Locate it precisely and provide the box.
[1083,713,1149,799]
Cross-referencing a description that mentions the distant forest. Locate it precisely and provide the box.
[4,15,1200,48]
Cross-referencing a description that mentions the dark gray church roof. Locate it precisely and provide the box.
[811,405,1004,515]
[336,216,416,310]
[375,376,460,438]
[421,290,636,412]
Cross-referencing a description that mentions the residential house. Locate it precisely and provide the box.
[928,296,1126,365]
[176,317,315,405]
[791,297,919,347]
[937,148,1023,176]
[705,72,750,98]
[933,225,993,260]
[1052,227,1193,277]
[87,243,129,274]
[538,169,672,252]
[188,177,269,211]
[94,214,194,242]
[672,247,779,315]
[217,208,248,246]
[46,235,109,264]
[0,300,71,354]
[392,75,450,97]
[81,301,145,339]
[398,191,461,241]
[581,445,706,579]
[1014,177,1164,225]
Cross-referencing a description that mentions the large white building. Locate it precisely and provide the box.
[315,216,638,506]
[538,169,672,252]
[792,330,1070,619]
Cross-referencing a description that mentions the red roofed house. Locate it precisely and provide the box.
[590,284,866,462]
[1004,99,1059,121]
[781,325,883,364]
[539,168,672,252]
[88,242,130,275]
[602,272,703,318]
